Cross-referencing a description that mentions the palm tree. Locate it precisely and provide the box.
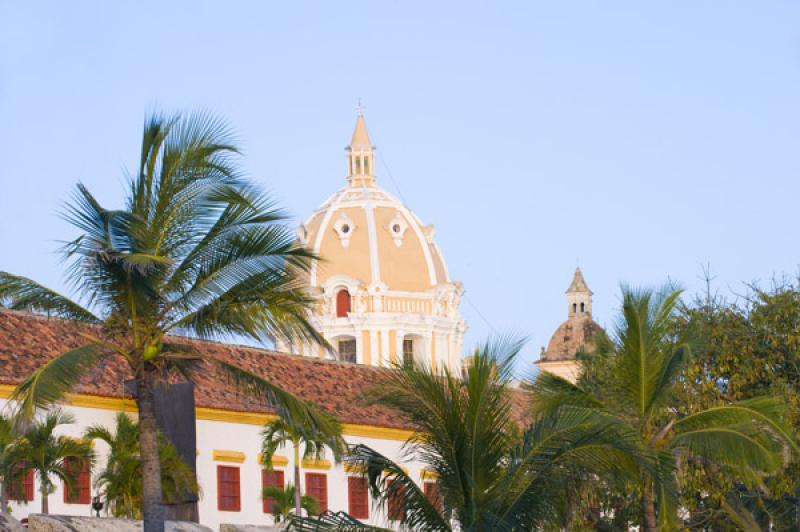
[84,412,198,519]
[0,112,336,531]
[263,483,320,523]
[261,413,346,517]
[530,286,799,531]
[317,338,651,531]
[10,408,94,514]
[0,414,19,514]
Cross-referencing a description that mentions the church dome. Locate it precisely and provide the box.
[298,115,450,293]
[542,316,603,362]
[283,113,466,372]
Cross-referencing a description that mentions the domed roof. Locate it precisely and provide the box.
[298,116,451,293]
[541,316,603,362]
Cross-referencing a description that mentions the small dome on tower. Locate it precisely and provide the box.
[537,268,604,382]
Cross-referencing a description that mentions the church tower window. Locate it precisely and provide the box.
[580,302,585,313]
[573,303,577,314]
[336,289,351,317]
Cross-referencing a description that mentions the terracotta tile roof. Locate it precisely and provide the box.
[0,310,531,430]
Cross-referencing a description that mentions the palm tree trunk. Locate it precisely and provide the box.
[293,443,302,517]
[1,482,8,514]
[41,489,48,514]
[136,369,165,532]
[642,490,658,532]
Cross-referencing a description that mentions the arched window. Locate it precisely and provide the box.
[336,289,351,318]
[572,303,577,314]
[363,158,369,175]
[355,158,362,175]
[580,302,585,313]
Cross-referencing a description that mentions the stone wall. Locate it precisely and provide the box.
[219,525,286,532]
[27,515,213,532]
[0,514,24,532]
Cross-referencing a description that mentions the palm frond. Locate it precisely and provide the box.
[347,444,451,531]
[286,510,393,531]
[528,372,604,417]
[10,344,103,425]
[213,358,344,456]
[0,272,99,322]
[671,397,799,454]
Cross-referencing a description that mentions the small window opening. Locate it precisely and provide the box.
[580,302,585,313]
[355,158,362,175]
[336,289,351,317]
[402,339,414,367]
[341,224,350,234]
[392,224,401,233]
[572,303,577,314]
[363,158,369,175]
[339,339,357,363]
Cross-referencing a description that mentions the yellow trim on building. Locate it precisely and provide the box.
[0,386,414,442]
[341,423,412,441]
[420,469,438,481]
[63,435,94,448]
[257,454,289,467]
[213,450,245,463]
[301,458,331,470]
[343,463,367,474]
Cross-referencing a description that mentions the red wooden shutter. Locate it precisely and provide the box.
[262,469,284,514]
[387,479,404,521]
[24,469,34,502]
[336,289,351,317]
[63,457,91,504]
[6,465,33,502]
[424,481,442,513]
[347,477,369,519]
[304,473,328,513]
[217,465,241,511]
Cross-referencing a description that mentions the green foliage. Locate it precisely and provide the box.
[674,278,800,530]
[0,111,335,527]
[84,412,198,519]
[534,284,799,530]
[0,413,21,512]
[260,415,345,470]
[1,110,330,426]
[339,337,650,531]
[261,409,345,517]
[263,483,320,522]
[11,408,94,512]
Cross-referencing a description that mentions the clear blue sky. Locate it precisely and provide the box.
[2,1,799,374]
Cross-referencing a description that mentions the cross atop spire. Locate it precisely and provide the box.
[355,98,366,117]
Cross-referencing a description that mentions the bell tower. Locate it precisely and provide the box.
[566,267,592,318]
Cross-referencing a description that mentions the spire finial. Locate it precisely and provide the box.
[346,106,375,187]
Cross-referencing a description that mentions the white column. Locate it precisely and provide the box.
[370,329,379,367]
[381,329,390,367]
